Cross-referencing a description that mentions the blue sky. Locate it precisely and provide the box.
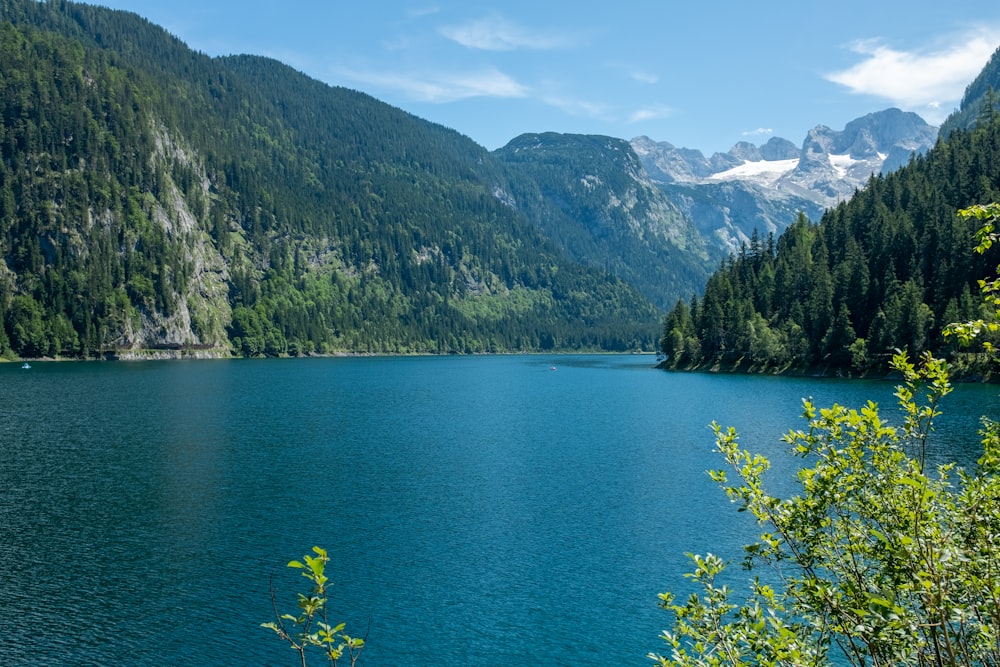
[91,1,1000,155]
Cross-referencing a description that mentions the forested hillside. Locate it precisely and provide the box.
[0,0,663,358]
[659,110,1000,375]
[493,132,715,310]
[939,46,1000,137]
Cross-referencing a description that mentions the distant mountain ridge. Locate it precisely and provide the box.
[484,108,940,285]
[631,109,939,251]
[633,109,937,204]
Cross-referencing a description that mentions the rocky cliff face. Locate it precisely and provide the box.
[631,108,938,252]
[786,109,938,201]
[114,127,232,356]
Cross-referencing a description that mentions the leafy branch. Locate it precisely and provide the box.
[262,546,366,667]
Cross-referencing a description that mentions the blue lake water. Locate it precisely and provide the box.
[1,355,996,665]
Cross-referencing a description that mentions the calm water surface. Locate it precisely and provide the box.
[1,355,996,665]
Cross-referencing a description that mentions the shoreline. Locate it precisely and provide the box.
[657,358,998,383]
[4,348,659,363]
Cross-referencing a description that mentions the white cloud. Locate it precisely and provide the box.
[630,69,659,85]
[628,105,674,123]
[439,15,575,51]
[406,6,440,19]
[826,28,1000,122]
[742,127,773,137]
[540,93,610,119]
[337,66,528,102]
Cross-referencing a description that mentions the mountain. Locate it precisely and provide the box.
[660,115,1000,375]
[632,109,938,252]
[657,40,1000,376]
[492,133,715,310]
[633,109,938,204]
[0,0,662,358]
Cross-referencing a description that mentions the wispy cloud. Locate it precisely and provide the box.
[534,96,674,126]
[628,105,674,123]
[406,5,440,19]
[540,92,611,119]
[826,28,1000,122]
[629,69,659,85]
[742,127,773,137]
[439,15,576,51]
[336,66,528,102]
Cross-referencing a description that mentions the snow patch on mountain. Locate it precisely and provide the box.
[704,152,889,192]
[707,158,799,187]
[630,109,937,254]
[633,108,937,210]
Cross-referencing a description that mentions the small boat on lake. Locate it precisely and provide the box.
[21,363,31,369]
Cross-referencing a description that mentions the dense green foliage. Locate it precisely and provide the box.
[659,115,1000,375]
[0,0,662,358]
[944,203,1000,354]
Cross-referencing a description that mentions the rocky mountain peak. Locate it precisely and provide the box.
[759,137,799,161]
[840,108,938,154]
[729,141,762,162]
[629,108,938,254]
[631,135,717,184]
[633,108,937,209]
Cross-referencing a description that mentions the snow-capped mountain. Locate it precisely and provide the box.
[630,109,938,252]
[633,108,937,208]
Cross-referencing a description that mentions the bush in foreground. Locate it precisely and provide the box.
[651,206,1000,667]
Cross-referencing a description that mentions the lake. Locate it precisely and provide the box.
[1,355,996,665]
